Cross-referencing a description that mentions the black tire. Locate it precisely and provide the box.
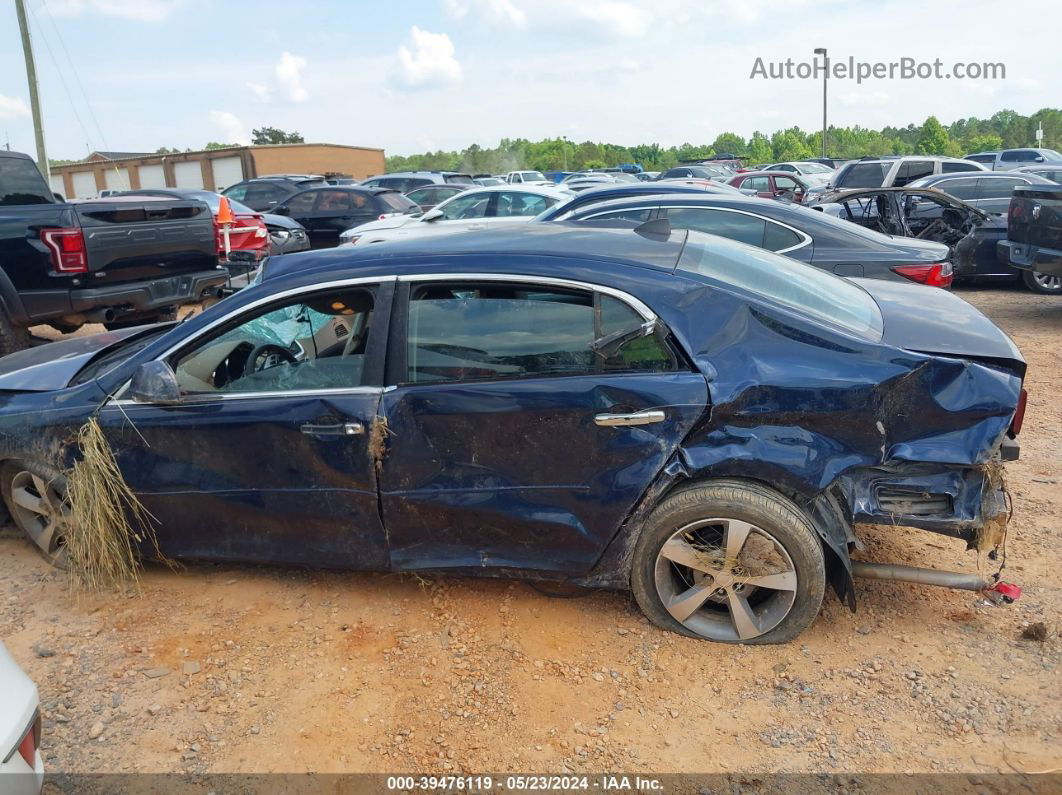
[631,479,825,645]
[0,310,31,357]
[1021,270,1062,295]
[0,459,69,568]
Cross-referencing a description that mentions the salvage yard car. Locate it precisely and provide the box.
[811,186,1009,287]
[339,185,569,245]
[997,182,1062,294]
[0,150,226,354]
[0,224,1025,644]
[546,192,954,285]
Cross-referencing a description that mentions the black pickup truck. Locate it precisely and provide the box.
[997,183,1062,294]
[0,150,228,355]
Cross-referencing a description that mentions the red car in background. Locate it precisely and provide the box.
[728,171,820,203]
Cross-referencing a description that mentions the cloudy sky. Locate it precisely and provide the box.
[0,0,1058,160]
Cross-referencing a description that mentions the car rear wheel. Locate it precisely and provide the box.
[631,480,825,644]
[1022,270,1062,295]
[1,460,69,568]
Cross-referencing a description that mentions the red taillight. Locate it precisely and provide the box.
[891,262,953,288]
[40,227,88,273]
[1011,387,1028,435]
[15,710,40,768]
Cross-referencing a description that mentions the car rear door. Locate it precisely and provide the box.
[377,275,708,575]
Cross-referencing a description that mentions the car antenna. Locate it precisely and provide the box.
[633,217,672,240]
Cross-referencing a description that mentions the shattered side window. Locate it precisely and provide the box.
[172,289,375,394]
[677,231,884,341]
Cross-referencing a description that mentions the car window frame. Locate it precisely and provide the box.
[112,277,395,405]
[654,204,812,255]
[386,273,684,388]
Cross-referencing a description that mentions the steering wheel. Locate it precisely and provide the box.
[243,343,297,377]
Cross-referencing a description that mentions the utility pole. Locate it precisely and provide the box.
[814,48,828,159]
[15,0,50,182]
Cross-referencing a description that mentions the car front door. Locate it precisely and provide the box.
[377,276,708,575]
[97,279,394,569]
[422,191,491,233]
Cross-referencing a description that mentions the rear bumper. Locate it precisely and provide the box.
[997,239,1062,276]
[18,269,228,323]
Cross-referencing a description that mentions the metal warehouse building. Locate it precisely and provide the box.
[49,143,386,199]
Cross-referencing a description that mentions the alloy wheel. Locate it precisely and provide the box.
[653,517,798,642]
[1032,273,1062,292]
[9,469,69,563]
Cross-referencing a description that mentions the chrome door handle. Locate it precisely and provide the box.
[594,410,666,427]
[300,422,364,437]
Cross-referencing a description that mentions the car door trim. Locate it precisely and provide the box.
[394,272,657,322]
[582,204,813,255]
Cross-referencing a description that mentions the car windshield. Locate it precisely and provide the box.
[1043,149,1062,160]
[522,172,547,182]
[677,231,884,341]
[799,163,833,174]
[378,191,420,213]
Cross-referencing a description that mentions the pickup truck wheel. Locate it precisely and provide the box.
[0,311,32,356]
[1,460,69,568]
[631,480,825,645]
[1022,270,1062,295]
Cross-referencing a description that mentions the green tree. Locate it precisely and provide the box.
[204,141,238,150]
[711,133,746,156]
[915,116,950,154]
[746,132,773,164]
[251,126,305,145]
[965,133,1002,153]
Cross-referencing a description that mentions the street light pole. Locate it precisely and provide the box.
[15,0,49,182]
[814,47,827,159]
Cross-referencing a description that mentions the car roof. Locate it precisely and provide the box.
[264,223,686,283]
[371,171,472,177]
[912,171,1055,182]
[735,170,808,179]
[285,184,398,196]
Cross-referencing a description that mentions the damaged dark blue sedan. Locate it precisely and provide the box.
[0,224,1026,644]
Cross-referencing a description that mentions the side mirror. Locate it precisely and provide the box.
[53,192,65,202]
[130,360,182,404]
[421,208,444,222]
[272,205,290,216]
[1034,156,1045,163]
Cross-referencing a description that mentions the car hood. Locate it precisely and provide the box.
[0,327,146,392]
[853,277,1024,369]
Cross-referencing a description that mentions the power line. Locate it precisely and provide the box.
[26,2,95,159]
[38,0,109,151]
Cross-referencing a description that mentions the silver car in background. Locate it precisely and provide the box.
[0,642,42,793]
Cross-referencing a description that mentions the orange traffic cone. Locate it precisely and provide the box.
[216,196,235,225]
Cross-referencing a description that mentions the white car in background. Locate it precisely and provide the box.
[0,642,42,794]
[339,185,571,245]
[763,161,836,186]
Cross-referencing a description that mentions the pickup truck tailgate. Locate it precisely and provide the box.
[1008,186,1062,250]
[74,197,217,284]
